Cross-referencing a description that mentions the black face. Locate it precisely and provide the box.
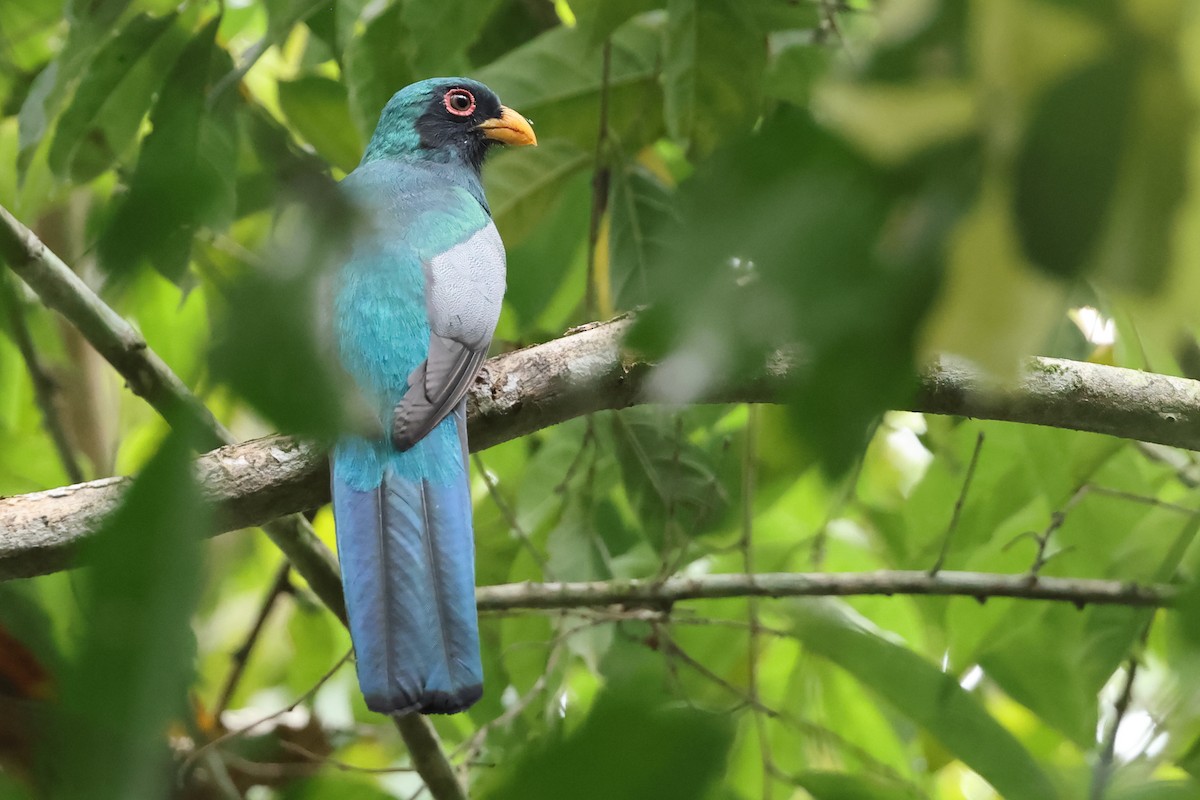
[415,82,505,172]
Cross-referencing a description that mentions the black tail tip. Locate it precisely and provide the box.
[370,684,484,716]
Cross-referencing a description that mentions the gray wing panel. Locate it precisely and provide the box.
[391,223,505,451]
[425,221,506,348]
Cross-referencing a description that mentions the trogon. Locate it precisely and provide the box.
[330,78,536,715]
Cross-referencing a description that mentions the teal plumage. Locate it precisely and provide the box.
[330,78,536,715]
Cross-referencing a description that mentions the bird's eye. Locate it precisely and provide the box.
[443,89,476,117]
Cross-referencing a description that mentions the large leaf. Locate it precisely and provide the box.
[97,18,238,284]
[1108,782,1200,800]
[277,75,363,172]
[484,139,591,246]
[51,427,207,800]
[343,3,414,140]
[208,186,352,439]
[631,110,962,474]
[501,171,590,334]
[478,663,734,800]
[572,0,662,46]
[474,16,664,152]
[662,0,766,157]
[795,771,921,800]
[789,600,1058,800]
[17,0,134,176]
[401,0,503,76]
[1013,53,1135,280]
[264,0,326,43]
[607,163,674,310]
[1091,56,1191,293]
[47,12,187,183]
[608,410,729,547]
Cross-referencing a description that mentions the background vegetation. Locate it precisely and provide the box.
[2,0,1200,798]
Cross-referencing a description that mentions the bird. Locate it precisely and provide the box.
[329,78,536,716]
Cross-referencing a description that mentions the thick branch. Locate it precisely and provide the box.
[7,314,1200,580]
[474,571,1174,611]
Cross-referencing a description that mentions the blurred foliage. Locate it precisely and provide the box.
[2,0,1200,798]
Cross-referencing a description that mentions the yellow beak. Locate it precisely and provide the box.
[476,106,537,147]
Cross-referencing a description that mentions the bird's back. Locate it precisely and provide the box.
[330,156,494,714]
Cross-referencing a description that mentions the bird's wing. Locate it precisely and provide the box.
[392,220,505,451]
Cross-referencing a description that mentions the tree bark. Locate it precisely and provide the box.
[5,313,1200,581]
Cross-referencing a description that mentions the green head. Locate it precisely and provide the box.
[361,77,536,171]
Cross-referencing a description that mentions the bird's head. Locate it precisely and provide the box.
[362,78,537,171]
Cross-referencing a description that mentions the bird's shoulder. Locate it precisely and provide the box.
[342,158,491,256]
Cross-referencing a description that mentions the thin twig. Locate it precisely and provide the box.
[811,452,864,568]
[214,562,293,716]
[740,405,774,800]
[929,432,984,575]
[1090,657,1140,800]
[453,645,564,773]
[656,627,920,793]
[198,749,245,800]
[0,270,84,483]
[473,453,552,577]
[207,0,327,105]
[181,649,353,780]
[585,38,613,318]
[474,570,1173,610]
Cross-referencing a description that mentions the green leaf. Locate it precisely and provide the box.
[789,600,1058,800]
[1013,53,1136,280]
[344,3,414,140]
[17,0,135,177]
[280,775,396,800]
[794,771,921,800]
[277,75,363,172]
[764,32,829,107]
[1091,57,1191,293]
[572,0,662,47]
[663,0,766,157]
[264,0,325,42]
[98,17,238,284]
[47,12,187,183]
[609,410,728,547]
[401,0,502,76]
[208,189,352,439]
[467,0,558,66]
[0,0,65,69]
[1108,782,1200,800]
[608,163,674,310]
[235,103,329,218]
[479,663,734,800]
[484,139,591,246]
[631,110,960,474]
[502,170,590,333]
[65,0,130,28]
[474,16,664,152]
[52,426,207,800]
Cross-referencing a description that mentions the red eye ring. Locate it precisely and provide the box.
[444,89,476,117]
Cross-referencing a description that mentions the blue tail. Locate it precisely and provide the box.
[331,408,482,715]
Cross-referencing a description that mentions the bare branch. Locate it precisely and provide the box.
[1,271,84,483]
[7,310,1200,582]
[474,571,1174,610]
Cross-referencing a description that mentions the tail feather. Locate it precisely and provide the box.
[332,413,481,715]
